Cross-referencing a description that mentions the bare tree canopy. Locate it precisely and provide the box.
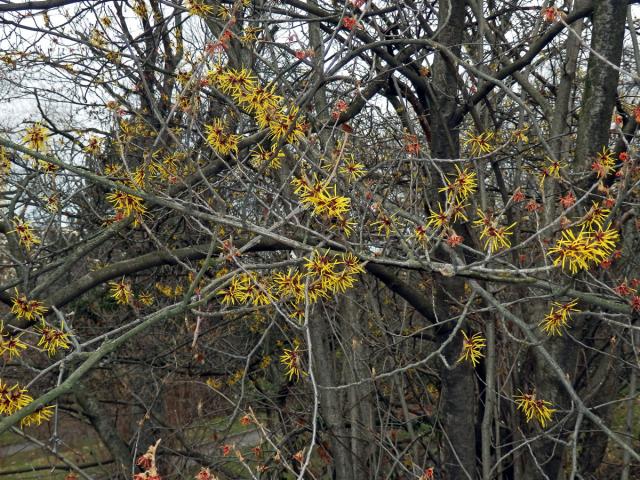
[1,1,640,479]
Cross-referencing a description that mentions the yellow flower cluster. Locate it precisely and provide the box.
[439,165,477,202]
[457,331,486,367]
[280,342,307,381]
[217,251,364,320]
[539,157,565,185]
[0,379,54,427]
[23,122,49,152]
[109,278,132,305]
[0,379,32,414]
[185,0,215,17]
[303,250,365,299]
[338,155,367,182]
[37,323,71,356]
[0,147,10,178]
[0,333,27,359]
[106,190,146,225]
[547,227,618,273]
[147,150,191,182]
[473,209,516,253]
[207,66,307,146]
[219,272,275,307]
[514,391,557,428]
[11,217,41,251]
[10,289,48,322]
[292,175,351,220]
[155,282,184,298]
[251,144,284,170]
[205,118,240,155]
[463,130,493,156]
[539,299,579,336]
[580,202,609,230]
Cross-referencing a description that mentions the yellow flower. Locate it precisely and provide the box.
[414,224,429,242]
[580,202,609,230]
[371,212,402,237]
[288,303,306,322]
[280,344,307,381]
[273,269,304,301]
[10,289,48,322]
[341,252,365,275]
[37,323,71,356]
[329,215,357,237]
[463,130,493,156]
[20,405,54,427]
[205,119,239,155]
[84,136,102,155]
[109,278,132,305]
[457,331,486,367]
[514,391,557,428]
[339,157,366,181]
[0,147,10,178]
[138,291,154,306]
[206,377,222,389]
[259,355,272,369]
[11,217,41,251]
[106,190,146,221]
[251,144,283,170]
[0,334,28,359]
[23,122,49,152]
[186,0,215,17]
[474,210,516,252]
[450,201,469,223]
[547,228,618,273]
[246,276,275,306]
[133,0,148,18]
[304,250,339,278]
[539,157,565,185]
[0,380,33,415]
[539,299,579,336]
[227,369,244,386]
[591,146,616,178]
[439,165,477,201]
[511,125,529,143]
[217,5,232,19]
[426,203,450,231]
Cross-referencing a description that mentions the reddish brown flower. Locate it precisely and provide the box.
[512,188,525,203]
[446,232,463,247]
[600,258,613,269]
[559,192,575,209]
[525,199,542,212]
[136,455,152,470]
[542,7,558,22]
[341,16,359,30]
[614,282,633,297]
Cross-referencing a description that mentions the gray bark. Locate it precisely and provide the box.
[574,1,628,168]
